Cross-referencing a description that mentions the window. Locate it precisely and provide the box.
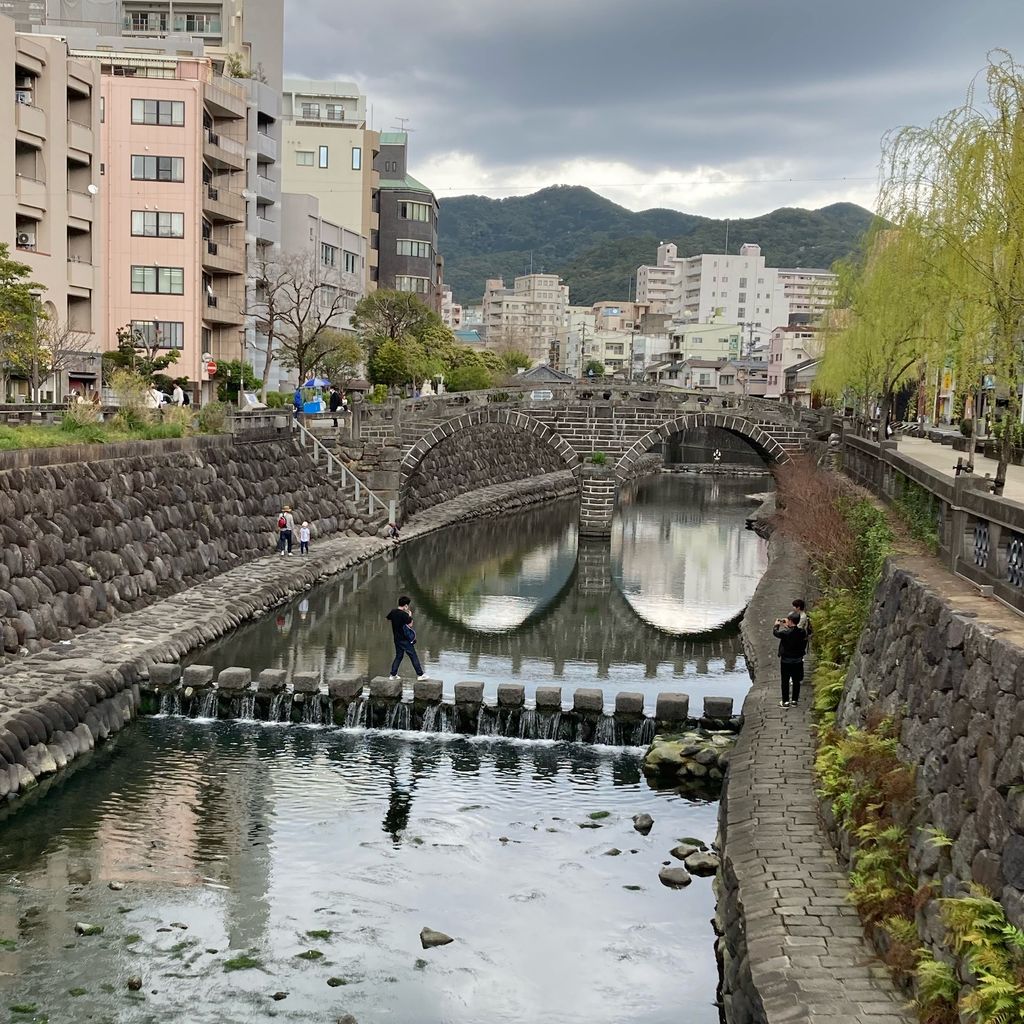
[318,145,328,168]
[131,98,185,125]
[343,251,358,274]
[131,155,184,181]
[321,242,337,267]
[125,11,167,30]
[131,211,184,237]
[301,102,320,118]
[397,238,432,258]
[739,277,747,288]
[398,200,431,222]
[351,146,361,170]
[325,104,344,120]
[100,97,104,123]
[173,12,220,31]
[131,320,184,349]
[295,150,314,166]
[737,307,746,318]
[319,284,338,308]
[395,275,431,294]
[738,292,746,303]
[131,265,184,294]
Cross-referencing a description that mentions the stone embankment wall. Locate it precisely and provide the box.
[0,436,384,659]
[400,422,567,518]
[834,559,1024,935]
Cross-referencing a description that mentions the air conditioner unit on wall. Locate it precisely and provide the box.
[16,90,32,105]
[17,232,35,247]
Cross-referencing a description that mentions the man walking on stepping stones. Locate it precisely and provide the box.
[772,611,808,708]
[386,595,427,680]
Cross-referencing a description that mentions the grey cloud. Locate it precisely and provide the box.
[284,0,1024,211]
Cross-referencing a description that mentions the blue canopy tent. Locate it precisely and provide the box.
[300,377,330,413]
[302,377,331,388]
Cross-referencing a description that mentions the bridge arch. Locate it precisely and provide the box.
[614,412,789,483]
[399,407,581,518]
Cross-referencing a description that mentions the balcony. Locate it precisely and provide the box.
[67,188,94,226]
[203,128,245,170]
[204,291,244,326]
[204,75,246,119]
[203,183,245,223]
[67,61,93,97]
[256,216,280,244]
[254,130,278,163]
[202,239,244,275]
[67,120,93,164]
[16,175,46,214]
[66,257,94,293]
[256,174,278,202]
[15,102,46,145]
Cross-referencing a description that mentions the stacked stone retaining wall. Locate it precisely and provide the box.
[834,557,1024,942]
[0,435,383,660]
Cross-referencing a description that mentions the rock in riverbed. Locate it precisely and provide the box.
[74,922,104,936]
[658,867,692,888]
[420,928,454,949]
[670,843,699,861]
[684,852,721,876]
[632,813,654,835]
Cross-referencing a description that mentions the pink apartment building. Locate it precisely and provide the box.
[100,55,247,398]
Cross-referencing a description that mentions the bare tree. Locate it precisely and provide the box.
[248,250,356,400]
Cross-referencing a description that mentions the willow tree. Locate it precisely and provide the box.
[879,50,1024,492]
[816,219,934,433]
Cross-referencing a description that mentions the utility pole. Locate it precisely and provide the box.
[737,321,761,398]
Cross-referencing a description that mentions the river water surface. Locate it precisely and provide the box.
[0,475,770,1023]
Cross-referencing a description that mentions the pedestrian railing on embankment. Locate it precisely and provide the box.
[293,416,396,524]
[841,432,1024,614]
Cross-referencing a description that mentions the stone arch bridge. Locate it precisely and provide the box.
[347,384,807,535]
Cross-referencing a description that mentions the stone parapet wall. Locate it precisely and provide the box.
[401,422,566,518]
[835,557,1024,935]
[0,436,383,659]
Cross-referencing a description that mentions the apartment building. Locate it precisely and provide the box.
[765,325,821,400]
[441,285,462,329]
[777,267,837,324]
[635,241,678,312]
[663,323,743,364]
[374,131,441,310]
[483,273,569,364]
[96,52,248,394]
[2,22,103,398]
[280,79,379,290]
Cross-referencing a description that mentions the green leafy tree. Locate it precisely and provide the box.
[102,324,181,385]
[446,361,493,391]
[315,330,364,390]
[368,337,414,388]
[878,50,1024,491]
[0,243,44,399]
[584,359,606,377]
[215,359,259,404]
[352,290,442,353]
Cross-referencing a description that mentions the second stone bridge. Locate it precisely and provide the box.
[347,384,807,534]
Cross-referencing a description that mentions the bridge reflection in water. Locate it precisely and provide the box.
[197,476,769,708]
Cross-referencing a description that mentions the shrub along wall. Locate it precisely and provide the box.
[0,435,383,659]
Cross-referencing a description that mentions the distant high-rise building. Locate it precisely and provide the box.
[280,79,379,292]
[635,241,678,313]
[1,20,103,398]
[483,273,569,365]
[373,132,442,311]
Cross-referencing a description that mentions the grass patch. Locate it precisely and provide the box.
[295,949,323,961]
[123,934,141,945]
[305,930,332,941]
[0,939,16,950]
[0,415,219,451]
[10,1005,38,1014]
[223,954,262,972]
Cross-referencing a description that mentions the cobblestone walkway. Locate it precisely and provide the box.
[721,534,915,1023]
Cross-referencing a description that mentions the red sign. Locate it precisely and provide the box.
[206,360,218,376]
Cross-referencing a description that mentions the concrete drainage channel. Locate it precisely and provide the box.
[142,664,742,786]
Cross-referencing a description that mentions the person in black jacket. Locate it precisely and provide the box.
[386,595,426,680]
[329,386,343,427]
[772,612,808,708]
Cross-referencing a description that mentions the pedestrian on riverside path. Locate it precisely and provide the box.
[299,521,311,555]
[277,505,295,555]
[329,386,344,428]
[773,612,808,709]
[387,595,426,680]
[792,598,813,638]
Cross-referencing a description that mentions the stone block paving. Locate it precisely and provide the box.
[724,534,914,1024]
[0,474,574,782]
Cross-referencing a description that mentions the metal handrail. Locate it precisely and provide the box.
[293,417,395,523]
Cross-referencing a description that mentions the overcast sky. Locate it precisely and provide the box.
[283,0,1024,218]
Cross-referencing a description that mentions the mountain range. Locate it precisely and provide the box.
[437,185,876,307]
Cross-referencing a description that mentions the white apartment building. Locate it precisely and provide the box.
[663,323,743,364]
[635,241,678,313]
[441,286,462,329]
[280,79,379,290]
[765,325,822,400]
[482,273,569,364]
[777,267,837,324]
[2,22,103,400]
